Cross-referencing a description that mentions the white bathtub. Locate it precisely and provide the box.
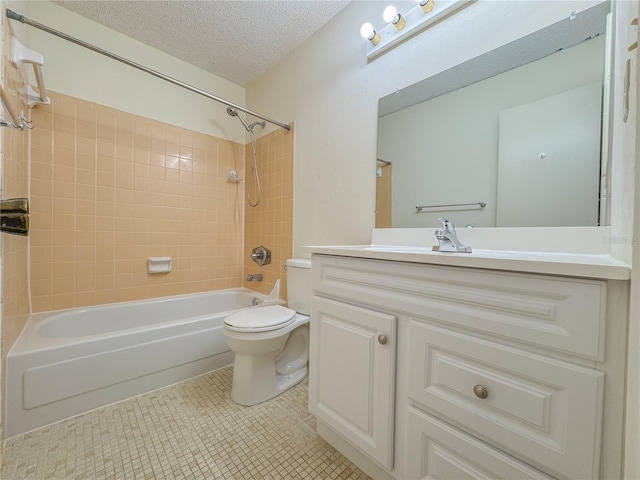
[5,288,281,438]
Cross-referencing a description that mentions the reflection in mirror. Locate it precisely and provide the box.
[376,2,611,229]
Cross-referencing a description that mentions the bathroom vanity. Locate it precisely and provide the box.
[307,242,630,480]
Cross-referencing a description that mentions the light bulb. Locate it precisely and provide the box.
[383,5,406,30]
[360,22,374,39]
[383,5,398,23]
[360,22,381,45]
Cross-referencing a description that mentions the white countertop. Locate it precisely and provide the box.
[305,244,631,280]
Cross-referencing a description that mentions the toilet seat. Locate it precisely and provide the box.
[224,305,297,332]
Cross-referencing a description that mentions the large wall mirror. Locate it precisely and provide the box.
[376,1,611,229]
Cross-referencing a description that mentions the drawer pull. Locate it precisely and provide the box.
[473,385,488,399]
[378,334,388,345]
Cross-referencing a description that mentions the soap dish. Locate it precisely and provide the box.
[148,257,172,273]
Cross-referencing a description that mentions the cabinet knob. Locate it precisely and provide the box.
[473,385,488,399]
[378,334,388,345]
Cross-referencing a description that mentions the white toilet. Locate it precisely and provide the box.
[223,258,311,406]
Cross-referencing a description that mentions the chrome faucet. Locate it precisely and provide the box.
[434,217,472,253]
[246,273,263,281]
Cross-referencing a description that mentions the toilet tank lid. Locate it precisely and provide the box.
[286,258,311,269]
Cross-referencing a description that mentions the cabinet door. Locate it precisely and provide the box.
[309,296,396,469]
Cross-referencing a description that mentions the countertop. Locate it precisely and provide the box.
[305,244,631,280]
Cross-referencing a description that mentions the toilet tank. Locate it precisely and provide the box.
[285,258,311,315]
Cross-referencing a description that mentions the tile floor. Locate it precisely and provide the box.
[1,367,371,479]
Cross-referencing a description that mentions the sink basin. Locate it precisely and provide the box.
[364,245,435,254]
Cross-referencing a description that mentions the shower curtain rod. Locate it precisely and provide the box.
[6,9,291,131]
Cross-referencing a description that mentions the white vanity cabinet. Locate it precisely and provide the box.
[309,253,628,480]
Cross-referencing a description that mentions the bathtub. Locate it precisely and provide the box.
[5,288,282,438]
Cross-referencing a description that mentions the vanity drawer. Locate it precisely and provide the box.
[408,321,604,480]
[406,406,555,480]
[312,254,606,360]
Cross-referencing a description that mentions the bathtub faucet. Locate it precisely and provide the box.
[246,274,263,281]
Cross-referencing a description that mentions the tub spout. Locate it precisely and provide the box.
[246,273,263,281]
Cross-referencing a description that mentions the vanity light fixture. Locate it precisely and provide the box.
[383,6,406,30]
[360,22,381,46]
[362,0,471,59]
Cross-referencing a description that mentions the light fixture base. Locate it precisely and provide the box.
[366,0,472,60]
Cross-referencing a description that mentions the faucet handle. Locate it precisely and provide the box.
[437,217,455,233]
[251,246,271,266]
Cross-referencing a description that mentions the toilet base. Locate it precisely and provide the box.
[224,316,310,407]
[230,352,308,406]
[276,366,308,394]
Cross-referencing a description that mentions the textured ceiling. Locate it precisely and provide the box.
[55,0,351,86]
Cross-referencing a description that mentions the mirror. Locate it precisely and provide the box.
[376,2,611,229]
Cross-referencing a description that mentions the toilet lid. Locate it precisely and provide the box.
[224,305,297,332]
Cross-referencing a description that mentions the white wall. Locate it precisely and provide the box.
[7,0,247,142]
[246,0,609,257]
[378,37,604,228]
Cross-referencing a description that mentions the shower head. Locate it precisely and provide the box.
[226,107,265,133]
[226,106,250,132]
[248,121,266,131]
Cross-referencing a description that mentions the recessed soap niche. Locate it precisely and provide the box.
[147,257,172,274]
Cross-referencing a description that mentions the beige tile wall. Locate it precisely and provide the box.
[243,125,294,301]
[29,91,246,312]
[1,18,31,444]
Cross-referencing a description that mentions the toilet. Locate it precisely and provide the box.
[223,258,311,406]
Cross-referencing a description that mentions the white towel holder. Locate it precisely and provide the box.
[11,36,49,106]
